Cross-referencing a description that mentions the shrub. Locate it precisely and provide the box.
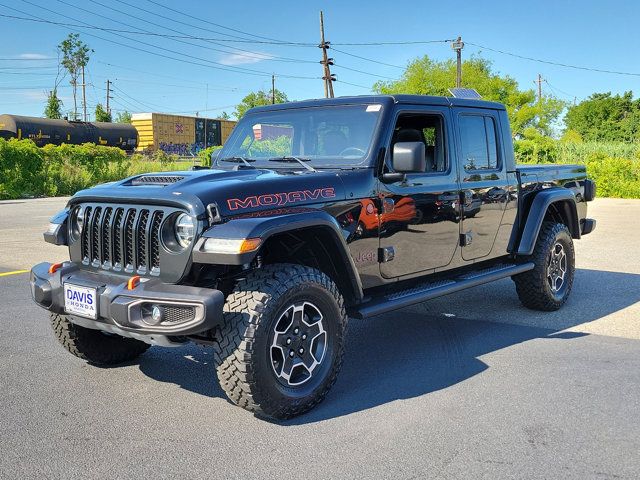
[197,145,223,167]
[0,139,193,199]
[514,134,640,198]
[1,137,639,199]
[0,138,45,198]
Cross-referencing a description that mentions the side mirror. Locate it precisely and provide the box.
[392,142,425,173]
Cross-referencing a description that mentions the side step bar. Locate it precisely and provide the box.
[352,262,534,319]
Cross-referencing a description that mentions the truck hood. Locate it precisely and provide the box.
[70,168,347,219]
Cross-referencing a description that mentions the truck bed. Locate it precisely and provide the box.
[516,163,587,187]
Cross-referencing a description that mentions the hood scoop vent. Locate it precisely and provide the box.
[129,175,185,186]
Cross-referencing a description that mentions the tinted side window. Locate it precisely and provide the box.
[460,115,499,170]
[391,113,447,173]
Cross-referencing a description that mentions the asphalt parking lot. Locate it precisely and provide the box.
[1,197,639,479]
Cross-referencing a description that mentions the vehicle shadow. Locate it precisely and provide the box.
[137,268,640,423]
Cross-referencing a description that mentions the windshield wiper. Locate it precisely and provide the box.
[267,156,317,172]
[219,156,256,169]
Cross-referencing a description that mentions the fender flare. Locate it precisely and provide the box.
[514,188,580,256]
[192,209,364,302]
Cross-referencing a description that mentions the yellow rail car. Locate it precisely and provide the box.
[131,113,236,152]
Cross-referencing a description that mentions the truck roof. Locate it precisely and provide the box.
[249,94,506,114]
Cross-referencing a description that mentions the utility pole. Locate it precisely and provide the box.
[452,36,464,88]
[81,65,87,122]
[534,73,543,104]
[105,79,113,115]
[271,74,275,104]
[319,11,335,98]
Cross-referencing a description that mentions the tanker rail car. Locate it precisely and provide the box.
[0,114,138,151]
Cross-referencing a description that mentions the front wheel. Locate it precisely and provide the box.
[213,264,347,419]
[51,314,150,365]
[513,222,575,311]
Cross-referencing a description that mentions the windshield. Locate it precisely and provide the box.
[217,104,382,168]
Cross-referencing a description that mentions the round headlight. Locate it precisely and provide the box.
[174,213,195,248]
[76,206,86,231]
[69,206,84,241]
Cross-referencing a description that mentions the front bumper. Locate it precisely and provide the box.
[30,262,224,340]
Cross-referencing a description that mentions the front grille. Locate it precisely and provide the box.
[79,204,168,275]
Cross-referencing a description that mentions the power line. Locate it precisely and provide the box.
[467,41,640,77]
[335,79,371,90]
[0,56,55,61]
[543,79,578,101]
[331,47,405,70]
[0,71,60,76]
[0,13,309,45]
[331,39,455,46]
[51,0,309,69]
[96,0,315,64]
[143,0,302,45]
[0,85,70,90]
[9,2,319,80]
[333,63,395,80]
[96,61,236,90]
[0,65,57,70]
[110,83,170,111]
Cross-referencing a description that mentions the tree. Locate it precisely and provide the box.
[59,33,92,121]
[234,89,288,119]
[219,111,231,120]
[114,111,132,124]
[564,91,640,142]
[44,89,63,119]
[373,55,564,137]
[94,103,112,122]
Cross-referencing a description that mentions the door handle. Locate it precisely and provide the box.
[463,190,474,206]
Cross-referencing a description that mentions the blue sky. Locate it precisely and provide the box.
[1,0,639,120]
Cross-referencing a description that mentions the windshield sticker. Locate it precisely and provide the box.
[227,188,336,210]
[366,104,382,112]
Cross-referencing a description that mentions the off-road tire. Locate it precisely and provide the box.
[51,313,150,365]
[213,264,347,419]
[513,221,575,311]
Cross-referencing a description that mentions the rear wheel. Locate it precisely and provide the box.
[513,222,575,311]
[51,314,150,366]
[213,264,347,419]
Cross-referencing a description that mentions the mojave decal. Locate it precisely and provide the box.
[227,187,336,210]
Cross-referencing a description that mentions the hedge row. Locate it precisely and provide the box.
[514,131,640,198]
[0,138,194,199]
[2,136,639,199]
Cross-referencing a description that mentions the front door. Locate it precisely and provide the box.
[378,107,460,278]
[454,110,509,260]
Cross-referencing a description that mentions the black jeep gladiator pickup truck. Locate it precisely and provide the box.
[30,95,596,419]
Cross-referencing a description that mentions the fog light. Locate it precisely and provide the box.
[151,305,163,324]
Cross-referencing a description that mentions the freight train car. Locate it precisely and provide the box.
[131,113,235,153]
[0,114,138,151]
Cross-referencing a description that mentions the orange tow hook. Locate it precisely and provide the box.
[48,262,63,274]
[127,275,141,290]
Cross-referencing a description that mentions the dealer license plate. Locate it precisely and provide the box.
[64,284,98,319]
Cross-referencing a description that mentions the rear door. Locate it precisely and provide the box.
[454,109,509,260]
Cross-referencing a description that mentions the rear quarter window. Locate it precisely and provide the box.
[460,115,500,171]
